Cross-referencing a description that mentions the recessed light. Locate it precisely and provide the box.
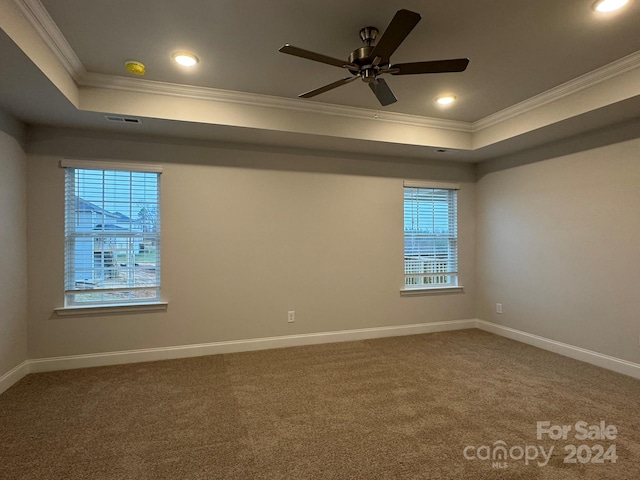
[593,0,628,12]
[435,95,456,106]
[172,52,199,67]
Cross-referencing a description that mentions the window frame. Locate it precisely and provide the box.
[59,159,164,311]
[401,180,463,295]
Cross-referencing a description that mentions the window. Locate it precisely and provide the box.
[62,160,162,306]
[403,180,459,289]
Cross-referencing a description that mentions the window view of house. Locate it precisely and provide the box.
[404,185,458,288]
[63,166,161,306]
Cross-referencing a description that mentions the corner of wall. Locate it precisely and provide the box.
[0,125,29,390]
[0,108,26,148]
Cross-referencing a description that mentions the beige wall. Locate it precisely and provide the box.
[476,137,640,363]
[0,129,28,376]
[26,128,476,358]
[15,125,640,366]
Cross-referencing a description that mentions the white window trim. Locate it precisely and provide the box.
[54,302,168,316]
[403,180,460,190]
[400,286,464,296]
[60,159,163,173]
[403,180,460,294]
[61,160,164,310]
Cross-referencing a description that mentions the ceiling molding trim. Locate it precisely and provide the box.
[17,0,637,146]
[79,72,473,134]
[474,50,640,132]
[12,0,85,81]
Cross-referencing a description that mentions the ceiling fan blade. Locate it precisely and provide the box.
[279,44,357,70]
[391,58,470,75]
[370,9,421,63]
[299,76,357,98]
[368,78,397,106]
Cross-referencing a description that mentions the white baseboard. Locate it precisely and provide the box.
[28,319,477,373]
[13,319,640,382]
[0,361,30,395]
[476,319,640,380]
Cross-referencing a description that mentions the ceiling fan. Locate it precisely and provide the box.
[279,9,469,107]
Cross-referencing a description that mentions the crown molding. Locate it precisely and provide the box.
[473,50,640,132]
[79,72,473,133]
[11,0,470,134]
[12,0,640,144]
[12,0,85,81]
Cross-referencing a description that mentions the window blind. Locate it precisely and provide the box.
[63,164,161,306]
[403,184,458,288]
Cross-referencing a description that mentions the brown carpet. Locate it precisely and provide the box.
[1,329,639,479]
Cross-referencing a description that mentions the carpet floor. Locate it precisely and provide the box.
[1,329,639,479]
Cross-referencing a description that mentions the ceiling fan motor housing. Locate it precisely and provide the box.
[349,45,384,81]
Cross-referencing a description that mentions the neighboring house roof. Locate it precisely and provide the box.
[93,224,129,231]
[75,196,132,223]
[111,211,132,222]
[75,196,108,214]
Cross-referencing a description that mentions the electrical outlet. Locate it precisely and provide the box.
[287,311,295,323]
[496,303,503,314]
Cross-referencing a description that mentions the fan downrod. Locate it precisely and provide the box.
[349,26,384,82]
[359,26,378,46]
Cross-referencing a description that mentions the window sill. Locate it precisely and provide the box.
[54,302,168,317]
[400,286,464,296]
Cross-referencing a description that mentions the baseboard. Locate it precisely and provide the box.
[0,361,30,395]
[475,319,640,380]
[28,319,476,373]
[20,319,639,380]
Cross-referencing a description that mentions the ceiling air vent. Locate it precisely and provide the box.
[434,148,455,154]
[104,115,142,124]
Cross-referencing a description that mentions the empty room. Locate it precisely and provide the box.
[1,1,639,478]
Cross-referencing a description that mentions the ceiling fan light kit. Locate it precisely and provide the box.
[279,9,469,107]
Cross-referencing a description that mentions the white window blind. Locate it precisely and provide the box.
[403,182,458,288]
[63,162,161,306]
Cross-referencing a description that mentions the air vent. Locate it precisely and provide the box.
[104,115,142,124]
[434,148,455,154]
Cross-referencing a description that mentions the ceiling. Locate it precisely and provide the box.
[1,0,640,162]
